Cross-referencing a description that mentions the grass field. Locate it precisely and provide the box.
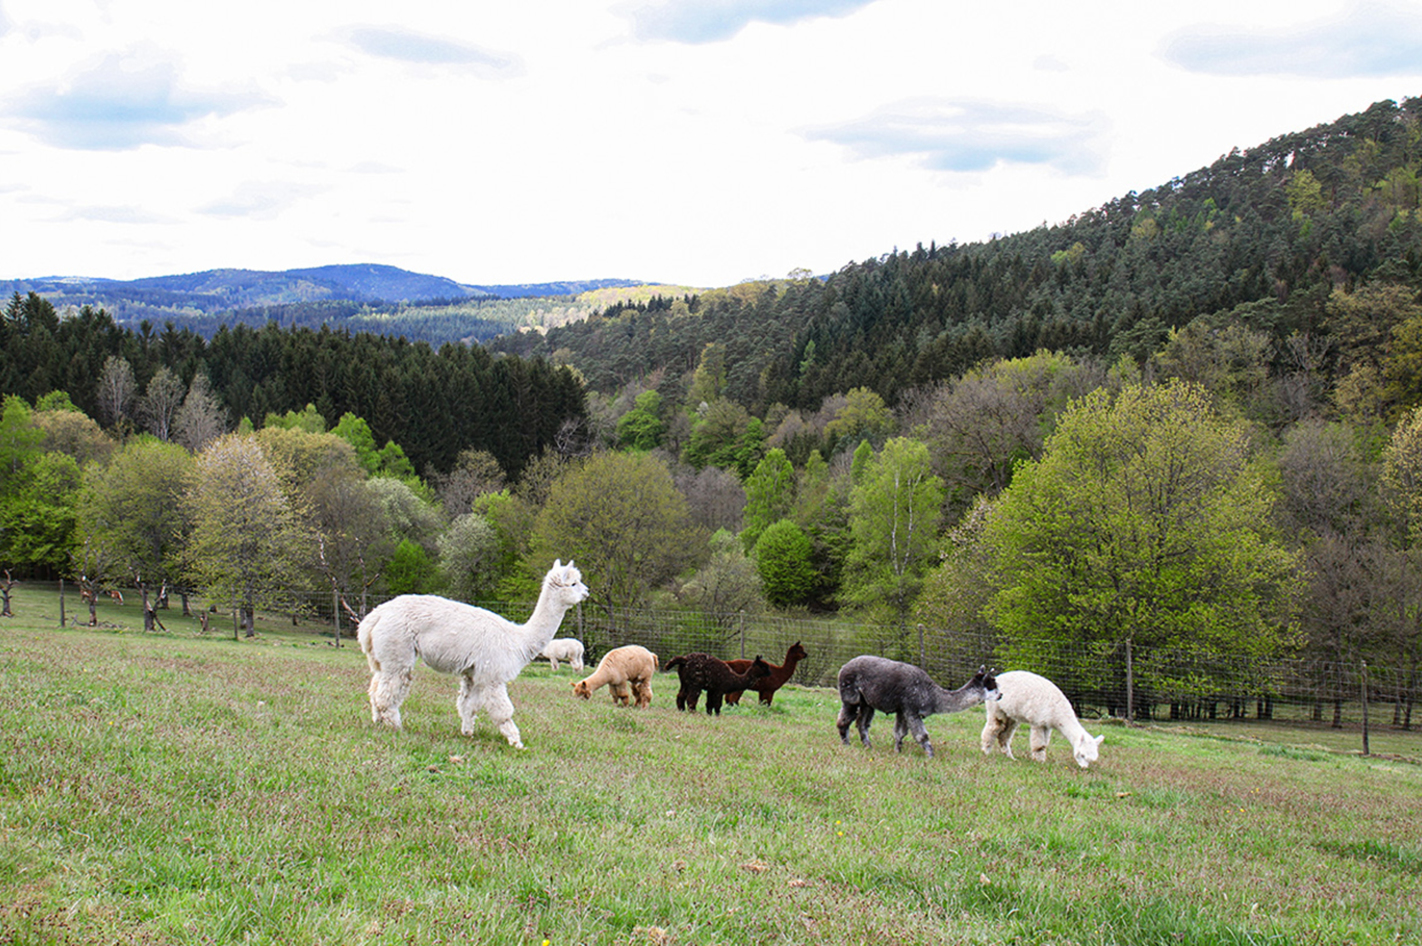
[2,595,1420,944]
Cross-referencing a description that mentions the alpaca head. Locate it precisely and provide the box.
[749,655,772,681]
[546,559,590,607]
[1073,733,1105,768]
[572,679,592,700]
[973,664,1002,701]
[787,641,808,663]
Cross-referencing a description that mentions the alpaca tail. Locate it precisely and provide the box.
[356,608,382,672]
[664,655,684,672]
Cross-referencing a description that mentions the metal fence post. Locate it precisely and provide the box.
[1125,638,1134,723]
[739,610,746,660]
[918,623,925,669]
[1361,660,1370,757]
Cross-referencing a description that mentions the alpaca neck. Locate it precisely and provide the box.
[933,682,982,714]
[521,584,574,651]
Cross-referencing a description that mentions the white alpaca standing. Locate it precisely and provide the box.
[358,560,588,749]
[540,638,585,671]
[981,670,1104,768]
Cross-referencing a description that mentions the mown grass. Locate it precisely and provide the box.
[2,608,1420,944]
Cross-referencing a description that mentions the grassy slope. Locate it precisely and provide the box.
[2,607,1419,944]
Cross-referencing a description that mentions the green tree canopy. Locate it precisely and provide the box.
[184,434,308,634]
[753,518,816,609]
[741,447,795,552]
[843,437,943,631]
[76,438,195,590]
[984,380,1298,706]
[532,451,705,620]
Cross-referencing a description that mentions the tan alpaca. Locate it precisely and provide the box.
[981,670,1104,768]
[572,645,658,708]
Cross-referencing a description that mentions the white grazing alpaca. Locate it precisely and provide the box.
[981,670,1104,768]
[358,559,588,749]
[540,637,585,671]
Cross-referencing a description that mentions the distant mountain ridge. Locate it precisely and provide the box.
[1,264,646,314]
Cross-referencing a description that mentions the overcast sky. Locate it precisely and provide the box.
[2,0,1420,288]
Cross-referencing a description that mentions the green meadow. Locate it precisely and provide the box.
[2,603,1419,944]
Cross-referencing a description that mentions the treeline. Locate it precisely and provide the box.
[0,296,586,480]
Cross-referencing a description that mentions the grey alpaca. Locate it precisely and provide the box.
[836,656,999,757]
[664,653,772,715]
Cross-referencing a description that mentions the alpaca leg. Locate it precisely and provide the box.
[1029,725,1052,762]
[706,690,722,716]
[855,706,876,748]
[675,686,688,711]
[632,678,652,708]
[1000,719,1020,759]
[836,702,857,745]
[981,712,1016,757]
[906,715,934,758]
[484,684,524,750]
[370,669,412,729]
[548,655,559,672]
[457,674,486,736]
[368,674,382,724]
[893,713,908,753]
[980,713,1001,756]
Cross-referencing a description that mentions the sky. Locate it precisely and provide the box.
[2,0,1421,289]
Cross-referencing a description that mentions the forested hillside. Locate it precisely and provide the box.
[496,97,1422,418]
[0,301,585,480]
[0,267,646,346]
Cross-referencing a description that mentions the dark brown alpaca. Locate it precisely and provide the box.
[664,653,771,716]
[723,641,809,706]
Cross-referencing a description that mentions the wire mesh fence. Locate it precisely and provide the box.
[45,580,1422,741]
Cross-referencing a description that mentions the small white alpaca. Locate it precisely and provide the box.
[540,637,585,672]
[358,559,588,749]
[981,670,1104,768]
[572,645,658,708]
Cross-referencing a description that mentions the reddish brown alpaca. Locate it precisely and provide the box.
[724,641,809,707]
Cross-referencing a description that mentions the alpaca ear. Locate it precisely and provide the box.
[1095,734,1105,745]
[553,558,563,569]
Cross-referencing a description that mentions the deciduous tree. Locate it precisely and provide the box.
[185,434,307,634]
[843,437,943,631]
[532,451,704,622]
[984,381,1298,709]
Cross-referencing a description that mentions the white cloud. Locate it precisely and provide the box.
[198,181,328,221]
[805,98,1111,176]
[336,25,522,75]
[1162,0,1422,78]
[625,0,875,43]
[2,45,270,150]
